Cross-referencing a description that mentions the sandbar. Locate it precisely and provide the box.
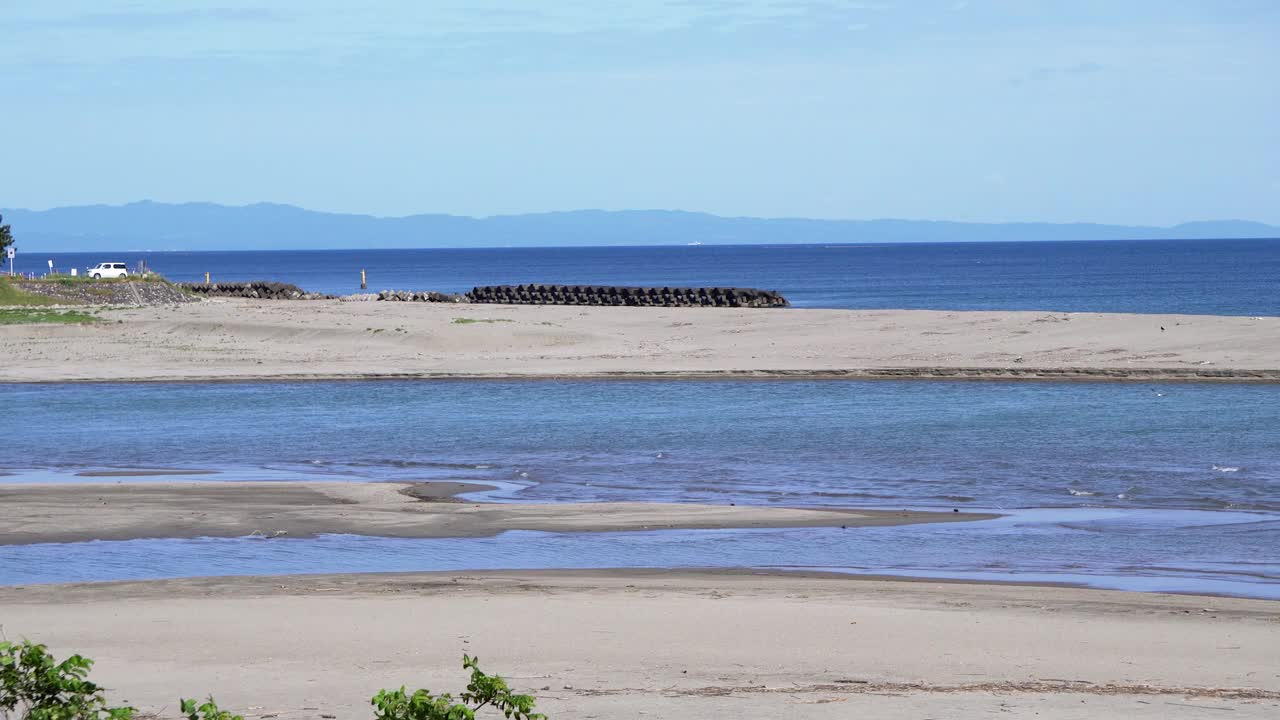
[0,481,990,545]
[1,299,1277,383]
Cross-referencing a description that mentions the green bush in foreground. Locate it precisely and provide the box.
[2,642,544,720]
[0,641,134,720]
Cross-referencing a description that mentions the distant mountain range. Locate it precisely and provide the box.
[3,201,1277,251]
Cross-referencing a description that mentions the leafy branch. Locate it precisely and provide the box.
[371,655,545,720]
[178,697,242,720]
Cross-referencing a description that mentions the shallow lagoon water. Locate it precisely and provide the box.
[6,380,1279,511]
[2,509,1276,599]
[2,380,1278,597]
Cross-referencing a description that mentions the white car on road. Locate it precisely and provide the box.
[87,262,129,279]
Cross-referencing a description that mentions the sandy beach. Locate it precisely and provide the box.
[2,298,1277,382]
[1,570,1276,719]
[0,481,989,545]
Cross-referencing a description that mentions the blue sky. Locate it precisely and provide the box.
[3,1,1278,224]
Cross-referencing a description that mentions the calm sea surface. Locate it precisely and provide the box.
[21,238,1280,314]
[2,381,1277,598]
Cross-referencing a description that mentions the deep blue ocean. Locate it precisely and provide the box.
[2,381,1277,598]
[19,238,1280,314]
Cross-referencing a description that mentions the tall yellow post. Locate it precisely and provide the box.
[361,269,367,289]
[205,272,210,285]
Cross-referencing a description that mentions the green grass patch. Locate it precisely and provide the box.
[24,273,168,286]
[0,278,60,306]
[452,317,514,325]
[0,308,100,325]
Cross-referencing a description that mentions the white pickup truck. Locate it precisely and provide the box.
[87,262,129,279]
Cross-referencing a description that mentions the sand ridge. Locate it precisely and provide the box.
[0,481,993,545]
[2,299,1277,382]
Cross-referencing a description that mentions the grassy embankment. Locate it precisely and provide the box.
[0,278,99,324]
[0,277,59,305]
[1,273,190,323]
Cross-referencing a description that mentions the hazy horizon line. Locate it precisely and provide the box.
[6,199,1277,229]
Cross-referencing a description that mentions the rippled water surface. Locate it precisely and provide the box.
[3,380,1278,597]
[6,381,1279,511]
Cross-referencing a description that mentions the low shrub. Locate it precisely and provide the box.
[0,640,134,720]
[2,641,545,720]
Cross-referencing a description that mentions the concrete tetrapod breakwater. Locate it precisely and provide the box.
[179,281,790,307]
[467,284,789,308]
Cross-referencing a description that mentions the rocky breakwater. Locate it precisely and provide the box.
[375,290,469,303]
[467,284,790,308]
[179,281,334,300]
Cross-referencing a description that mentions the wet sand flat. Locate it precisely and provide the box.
[0,570,1275,719]
[1,299,1277,383]
[0,481,990,545]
